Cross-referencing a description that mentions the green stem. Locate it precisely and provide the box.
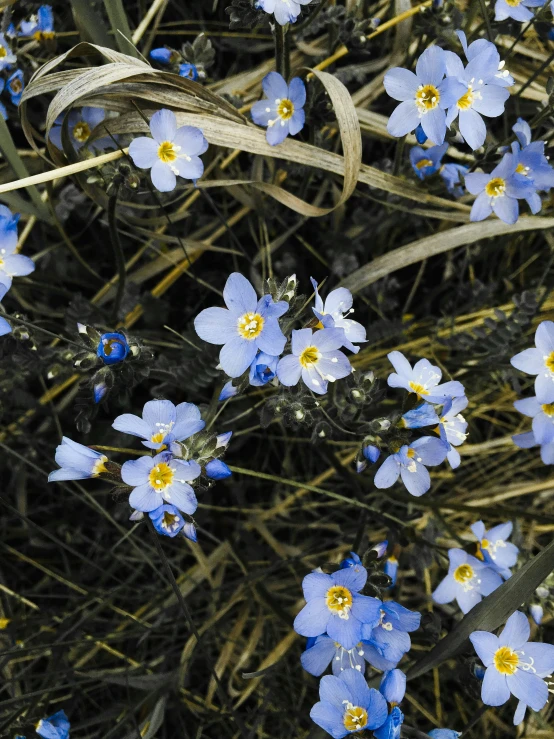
[274,24,289,79]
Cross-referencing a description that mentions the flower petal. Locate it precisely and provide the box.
[194,306,237,345]
[481,667,510,707]
[374,455,400,489]
[150,160,176,192]
[293,598,330,637]
[277,354,302,387]
[223,272,257,314]
[470,631,499,667]
[129,484,161,512]
[262,71,289,101]
[384,67,419,101]
[498,610,530,649]
[150,108,177,143]
[506,670,548,711]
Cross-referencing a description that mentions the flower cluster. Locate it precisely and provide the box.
[433,519,519,613]
[0,205,35,338]
[48,400,232,542]
[511,321,554,463]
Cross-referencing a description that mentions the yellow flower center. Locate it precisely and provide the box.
[0,47,6,59]
[453,564,474,583]
[545,351,554,373]
[162,511,181,532]
[343,705,368,732]
[92,456,108,477]
[415,84,440,112]
[158,141,178,163]
[505,0,521,6]
[542,403,554,416]
[299,345,321,368]
[416,158,434,170]
[408,381,429,396]
[457,86,474,110]
[237,312,264,340]
[515,163,529,176]
[325,585,353,614]
[148,462,174,491]
[485,177,506,198]
[481,538,490,550]
[277,98,294,121]
[406,448,416,458]
[34,31,55,41]
[494,646,519,674]
[73,121,91,143]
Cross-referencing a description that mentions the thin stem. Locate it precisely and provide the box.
[107,185,127,324]
[477,0,493,42]
[274,24,288,79]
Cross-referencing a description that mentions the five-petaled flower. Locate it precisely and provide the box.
[48,438,108,482]
[311,278,366,353]
[470,520,518,578]
[511,321,554,403]
[149,504,186,538]
[437,396,469,469]
[310,668,388,739]
[49,107,106,151]
[374,437,449,496]
[121,452,200,513]
[432,548,503,613]
[361,601,421,670]
[129,109,208,192]
[470,610,554,716]
[194,272,288,378]
[113,399,205,450]
[251,72,306,146]
[256,0,313,26]
[409,143,448,180]
[387,351,464,402]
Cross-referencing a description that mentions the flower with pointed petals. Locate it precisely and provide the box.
[514,394,554,445]
[149,504,186,538]
[465,151,534,224]
[96,331,129,365]
[470,610,554,715]
[495,0,546,22]
[113,399,205,451]
[437,396,469,469]
[35,709,70,739]
[361,601,421,670]
[511,321,554,403]
[387,351,464,402]
[251,72,306,146]
[455,30,513,87]
[510,120,554,213]
[374,706,404,739]
[440,162,468,197]
[194,273,288,378]
[0,206,33,291]
[49,107,106,151]
[48,437,108,482]
[384,46,461,144]
[310,668,388,738]
[121,452,200,513]
[470,520,518,577]
[0,32,16,69]
[6,70,24,105]
[206,459,232,479]
[293,566,381,650]
[374,437,449,497]
[311,278,366,352]
[277,327,353,395]
[433,548,503,613]
[129,109,208,192]
[380,669,406,705]
[256,0,313,26]
[20,5,55,39]
[409,143,448,180]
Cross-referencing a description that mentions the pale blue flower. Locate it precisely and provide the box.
[440,162,468,197]
[129,109,208,192]
[0,206,33,291]
[149,504,186,537]
[455,31,514,87]
[361,600,421,670]
[529,604,543,625]
[387,351,465,402]
[428,731,460,739]
[514,395,554,445]
[433,548,503,613]
[249,351,279,386]
[379,669,406,704]
[375,437,449,496]
[300,634,368,676]
[470,520,518,577]
[0,32,16,69]
[256,0,313,25]
[113,399,205,450]
[495,0,546,22]
[438,396,469,469]
[311,277,366,353]
[121,452,200,513]
[511,321,554,403]
[251,72,306,146]
[48,437,108,482]
[49,107,106,151]
[20,5,54,38]
[0,283,11,337]
[409,143,448,179]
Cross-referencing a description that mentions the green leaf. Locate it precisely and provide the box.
[407,538,554,680]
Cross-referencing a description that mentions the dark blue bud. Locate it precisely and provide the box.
[179,63,199,81]
[340,551,362,569]
[150,48,172,64]
[97,332,130,365]
[206,459,232,480]
[363,444,380,463]
[415,124,427,145]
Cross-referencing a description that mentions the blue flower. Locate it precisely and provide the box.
[428,731,461,739]
[48,437,108,482]
[510,120,554,212]
[415,124,427,144]
[361,601,420,670]
[179,63,199,80]
[293,566,381,650]
[310,668,388,738]
[6,69,24,105]
[96,332,129,365]
[470,520,519,576]
[150,48,173,64]
[300,633,368,676]
[465,151,535,224]
[529,604,543,625]
[387,351,465,402]
[219,380,238,400]
[511,321,554,403]
[35,709,70,739]
[49,107,106,151]
[374,437,449,497]
[440,162,468,197]
[384,46,461,144]
[514,395,554,445]
[256,0,313,26]
[251,72,306,146]
[495,0,546,22]
[511,429,554,465]
[379,669,406,705]
[113,399,205,450]
[194,273,288,378]
[311,278,366,352]
[470,610,554,714]
[340,551,363,569]
[455,31,513,87]
[0,206,33,291]
[409,143,448,179]
[374,706,404,739]
[0,32,16,69]
[20,5,54,39]
[432,548,503,613]
[277,327,353,395]
[206,459,232,479]
[363,444,381,464]
[383,556,398,588]
[93,380,108,404]
[129,109,208,192]
[0,283,12,337]
[149,504,186,537]
[183,521,197,542]
[437,396,469,469]
[401,402,440,429]
[121,452,200,513]
[216,431,233,448]
[249,351,279,386]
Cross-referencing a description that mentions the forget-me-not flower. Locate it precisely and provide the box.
[470,520,518,577]
[96,331,129,365]
[465,152,534,224]
[514,395,554,445]
[470,610,554,713]
[277,327,353,395]
[256,0,313,26]
[129,109,208,192]
[121,452,200,513]
[20,5,55,39]
[113,399,205,450]
[194,272,288,378]
[361,601,421,670]
[387,351,465,402]
[0,206,33,291]
[48,437,108,482]
[251,72,306,146]
[294,566,381,650]
[511,321,554,403]
[375,437,449,496]
[311,278,366,352]
[495,0,546,22]
[432,548,503,613]
[310,668,388,738]
[149,504,186,538]
[384,46,460,144]
[6,70,24,105]
[35,709,70,739]
[409,143,448,180]
[49,107,106,151]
